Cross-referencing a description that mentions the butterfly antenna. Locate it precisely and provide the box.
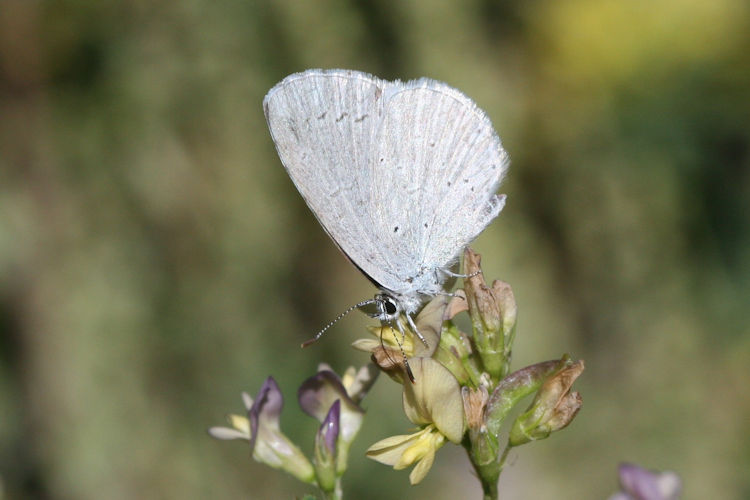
[301,299,376,348]
[392,318,416,383]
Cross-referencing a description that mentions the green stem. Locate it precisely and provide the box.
[321,478,342,500]
[480,476,498,500]
[464,439,501,500]
[482,446,512,500]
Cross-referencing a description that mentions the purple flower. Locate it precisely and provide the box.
[298,368,365,445]
[609,463,682,500]
[208,377,314,483]
[297,365,375,485]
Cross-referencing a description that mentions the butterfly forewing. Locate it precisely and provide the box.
[264,70,398,290]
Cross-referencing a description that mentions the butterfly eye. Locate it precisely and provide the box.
[368,294,400,321]
[384,297,398,316]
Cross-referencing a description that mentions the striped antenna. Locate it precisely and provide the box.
[393,318,416,383]
[301,298,377,348]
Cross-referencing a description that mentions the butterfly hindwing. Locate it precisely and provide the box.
[369,80,509,288]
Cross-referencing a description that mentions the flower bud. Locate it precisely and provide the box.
[433,322,477,386]
[509,360,584,446]
[313,401,340,492]
[484,359,561,436]
[492,279,517,350]
[461,385,500,485]
[462,249,516,380]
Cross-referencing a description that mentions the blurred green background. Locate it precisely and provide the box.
[1,0,748,498]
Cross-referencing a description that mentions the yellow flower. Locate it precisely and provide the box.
[366,358,466,484]
[366,424,446,485]
[402,358,465,443]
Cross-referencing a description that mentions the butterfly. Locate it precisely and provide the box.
[264,69,509,358]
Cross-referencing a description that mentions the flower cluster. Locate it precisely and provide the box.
[209,364,378,499]
[210,248,584,498]
[353,249,584,493]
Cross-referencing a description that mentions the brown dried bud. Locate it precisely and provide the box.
[462,385,489,430]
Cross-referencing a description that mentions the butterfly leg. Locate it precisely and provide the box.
[441,267,482,279]
[405,313,430,347]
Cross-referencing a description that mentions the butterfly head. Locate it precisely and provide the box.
[369,293,401,322]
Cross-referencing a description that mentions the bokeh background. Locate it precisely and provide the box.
[1,0,748,498]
